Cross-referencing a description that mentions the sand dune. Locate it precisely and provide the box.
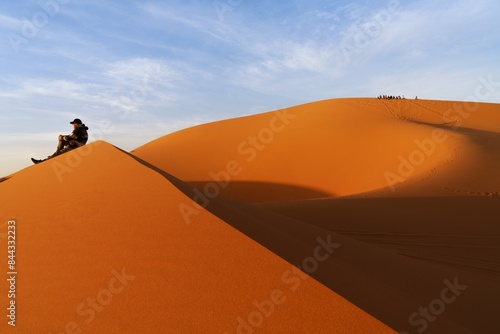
[2,97,499,333]
[359,99,500,197]
[154,156,500,334]
[130,98,500,333]
[0,141,392,333]
[132,98,500,202]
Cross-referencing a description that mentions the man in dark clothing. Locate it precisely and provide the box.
[31,118,89,164]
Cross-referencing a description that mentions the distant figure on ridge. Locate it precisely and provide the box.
[31,118,89,164]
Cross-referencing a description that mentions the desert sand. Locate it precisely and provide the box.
[1,98,499,333]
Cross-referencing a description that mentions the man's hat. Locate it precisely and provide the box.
[70,118,82,125]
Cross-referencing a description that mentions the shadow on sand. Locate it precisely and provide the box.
[184,180,332,203]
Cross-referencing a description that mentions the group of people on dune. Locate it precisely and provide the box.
[377,95,406,100]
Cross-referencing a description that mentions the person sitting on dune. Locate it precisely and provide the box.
[31,118,89,164]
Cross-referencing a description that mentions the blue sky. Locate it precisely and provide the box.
[1,0,499,175]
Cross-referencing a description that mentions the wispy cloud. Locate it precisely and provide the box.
[138,2,232,42]
[3,57,196,115]
[0,12,22,30]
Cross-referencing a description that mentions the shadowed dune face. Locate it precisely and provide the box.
[258,196,500,273]
[133,98,500,202]
[255,195,500,334]
[0,141,394,333]
[186,181,332,202]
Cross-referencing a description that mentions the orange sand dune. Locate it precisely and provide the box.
[0,141,393,333]
[2,98,499,333]
[129,97,500,333]
[133,98,500,202]
[361,99,500,197]
[151,153,499,334]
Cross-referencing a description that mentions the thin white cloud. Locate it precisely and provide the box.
[3,58,193,117]
[20,79,95,99]
[234,41,338,93]
[103,58,179,89]
[138,2,231,42]
[352,0,497,60]
[0,12,22,30]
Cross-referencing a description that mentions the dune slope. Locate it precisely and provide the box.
[132,98,500,202]
[130,97,500,333]
[0,141,393,333]
[134,150,499,334]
